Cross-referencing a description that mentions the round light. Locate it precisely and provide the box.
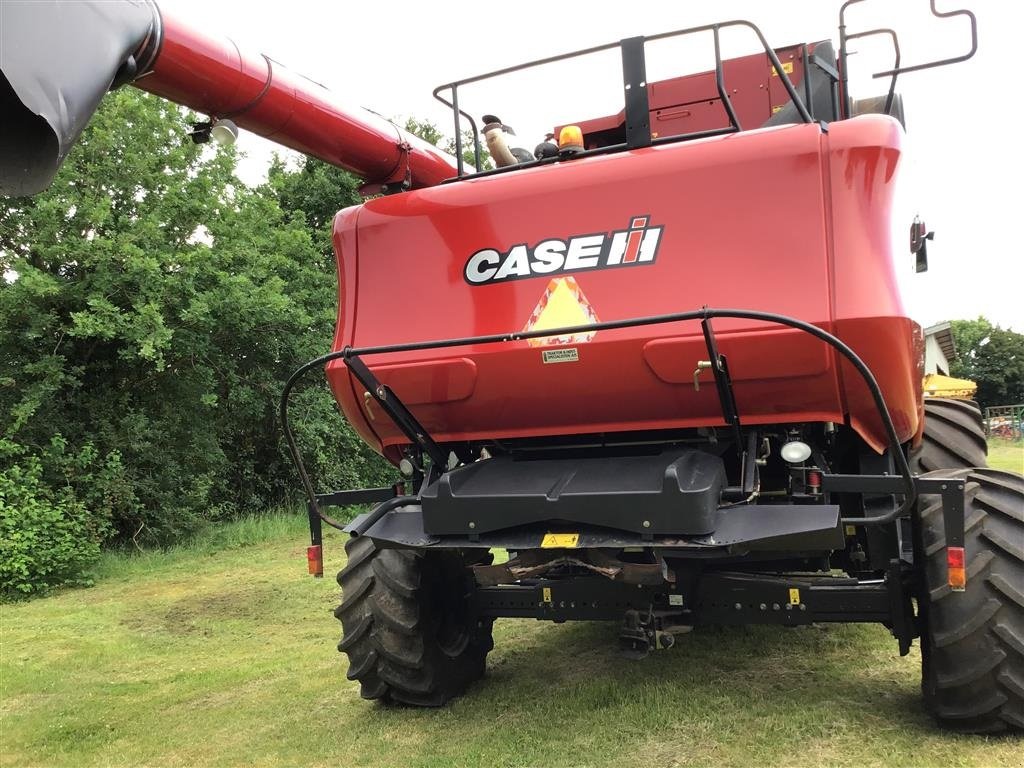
[780,440,812,464]
[210,119,239,146]
[558,125,584,154]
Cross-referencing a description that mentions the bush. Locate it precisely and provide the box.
[1,91,391,574]
[0,442,109,598]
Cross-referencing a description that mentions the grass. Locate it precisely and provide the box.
[3,515,1022,767]
[987,438,1023,473]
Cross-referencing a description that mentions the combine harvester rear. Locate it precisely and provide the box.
[2,0,1020,732]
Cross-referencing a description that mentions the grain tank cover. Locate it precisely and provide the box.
[0,0,160,196]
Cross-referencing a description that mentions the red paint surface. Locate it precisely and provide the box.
[138,12,457,188]
[563,42,823,147]
[326,115,921,461]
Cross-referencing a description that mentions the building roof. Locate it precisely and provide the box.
[924,321,956,361]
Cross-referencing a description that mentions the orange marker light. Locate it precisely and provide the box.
[558,125,585,155]
[947,546,966,591]
[307,544,324,578]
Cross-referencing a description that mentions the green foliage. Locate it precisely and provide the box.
[0,90,394,594]
[950,317,1024,410]
[0,440,108,597]
[403,117,494,172]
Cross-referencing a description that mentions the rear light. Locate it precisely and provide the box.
[806,469,822,495]
[947,546,966,591]
[307,544,324,578]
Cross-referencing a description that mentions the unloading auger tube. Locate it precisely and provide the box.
[280,307,919,542]
[0,0,459,197]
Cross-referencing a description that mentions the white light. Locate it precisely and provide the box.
[780,441,812,464]
[210,119,239,146]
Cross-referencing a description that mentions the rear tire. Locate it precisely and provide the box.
[335,536,492,706]
[911,398,988,474]
[918,468,1024,733]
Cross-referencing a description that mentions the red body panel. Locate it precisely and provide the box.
[139,12,457,188]
[563,43,822,147]
[326,116,920,461]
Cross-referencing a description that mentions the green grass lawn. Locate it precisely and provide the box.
[3,511,1021,768]
[988,438,1023,473]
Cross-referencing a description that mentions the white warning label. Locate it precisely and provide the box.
[542,348,579,364]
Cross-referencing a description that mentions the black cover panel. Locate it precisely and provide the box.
[359,503,844,554]
[764,41,838,127]
[421,450,726,536]
[0,0,158,196]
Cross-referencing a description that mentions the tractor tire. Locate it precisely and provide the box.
[911,398,988,474]
[335,536,493,706]
[918,468,1024,733]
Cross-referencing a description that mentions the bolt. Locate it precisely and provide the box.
[642,520,651,528]
[773,603,780,611]
[559,601,565,608]
[785,604,793,612]
[735,603,742,610]
[570,602,576,608]
[468,521,476,529]
[941,483,947,490]
[375,385,386,399]
[800,604,807,611]
[759,603,767,611]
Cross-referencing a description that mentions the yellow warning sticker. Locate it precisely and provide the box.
[541,533,580,549]
[771,61,795,76]
[845,525,857,536]
[542,587,552,604]
[789,588,801,605]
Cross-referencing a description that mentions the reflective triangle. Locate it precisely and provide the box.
[523,276,599,348]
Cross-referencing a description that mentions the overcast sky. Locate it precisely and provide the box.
[162,0,1023,331]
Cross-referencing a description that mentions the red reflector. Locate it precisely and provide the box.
[947,546,965,569]
[947,546,966,591]
[307,544,324,578]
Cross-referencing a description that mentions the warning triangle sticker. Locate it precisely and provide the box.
[523,276,599,348]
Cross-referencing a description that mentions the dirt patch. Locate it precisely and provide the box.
[120,582,288,637]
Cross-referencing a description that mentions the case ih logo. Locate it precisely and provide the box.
[464,216,664,286]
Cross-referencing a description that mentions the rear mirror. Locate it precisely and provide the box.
[910,217,934,273]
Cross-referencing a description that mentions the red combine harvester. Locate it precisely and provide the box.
[3,0,1021,732]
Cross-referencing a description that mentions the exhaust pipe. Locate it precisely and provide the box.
[1,0,459,197]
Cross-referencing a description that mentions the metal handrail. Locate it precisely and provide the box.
[432,19,813,178]
[281,308,917,530]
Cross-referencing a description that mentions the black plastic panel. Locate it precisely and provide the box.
[362,501,843,554]
[420,450,726,536]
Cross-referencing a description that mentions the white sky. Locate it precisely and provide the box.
[163,0,1023,331]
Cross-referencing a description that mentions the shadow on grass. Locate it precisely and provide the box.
[343,618,951,764]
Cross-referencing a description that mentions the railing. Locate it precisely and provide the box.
[431,20,813,178]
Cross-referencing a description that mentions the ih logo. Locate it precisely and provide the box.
[463,216,664,286]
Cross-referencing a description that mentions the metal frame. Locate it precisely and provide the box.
[431,19,813,178]
[280,307,963,551]
[839,0,978,119]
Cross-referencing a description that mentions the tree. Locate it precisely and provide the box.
[403,118,494,173]
[0,89,391,594]
[950,317,1024,410]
